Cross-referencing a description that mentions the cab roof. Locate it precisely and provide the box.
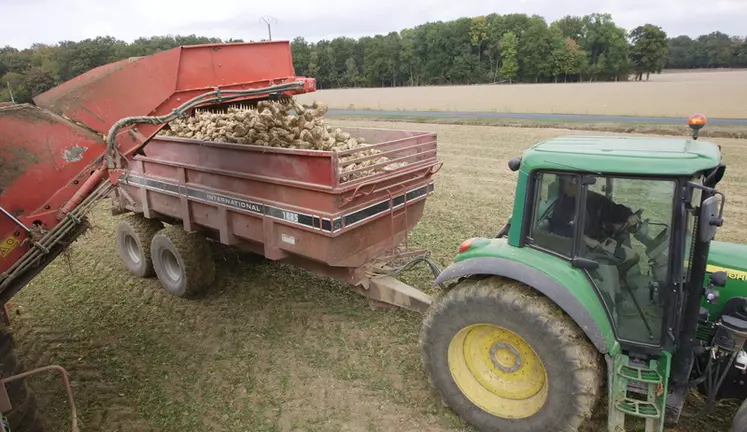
[520,135,722,176]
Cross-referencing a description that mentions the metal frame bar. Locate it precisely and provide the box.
[0,206,30,233]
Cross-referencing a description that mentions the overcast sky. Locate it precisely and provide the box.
[1,0,745,49]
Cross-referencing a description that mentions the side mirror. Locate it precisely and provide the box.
[699,196,723,242]
[710,271,728,288]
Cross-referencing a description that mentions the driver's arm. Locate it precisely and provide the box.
[583,235,601,249]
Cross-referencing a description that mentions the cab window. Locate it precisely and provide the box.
[527,172,579,257]
[579,175,676,346]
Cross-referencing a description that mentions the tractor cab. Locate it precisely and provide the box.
[504,115,725,354]
[530,167,681,347]
[423,115,743,432]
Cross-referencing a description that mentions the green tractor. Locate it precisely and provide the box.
[420,115,747,432]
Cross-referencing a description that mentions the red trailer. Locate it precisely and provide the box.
[0,40,440,430]
[112,127,440,312]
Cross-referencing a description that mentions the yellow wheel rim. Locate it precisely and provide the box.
[448,323,549,419]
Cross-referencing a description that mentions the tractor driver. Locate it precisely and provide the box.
[549,175,640,258]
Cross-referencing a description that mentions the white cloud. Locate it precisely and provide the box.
[1,0,744,49]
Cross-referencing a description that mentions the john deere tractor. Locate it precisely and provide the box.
[420,115,747,432]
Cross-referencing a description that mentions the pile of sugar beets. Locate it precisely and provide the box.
[158,98,407,182]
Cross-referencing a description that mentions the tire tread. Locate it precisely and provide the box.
[732,398,747,432]
[116,214,164,277]
[420,276,603,432]
[151,225,216,298]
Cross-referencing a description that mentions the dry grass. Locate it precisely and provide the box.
[6,120,747,432]
[296,70,747,119]
[327,115,747,140]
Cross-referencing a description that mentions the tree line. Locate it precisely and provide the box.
[2,13,746,103]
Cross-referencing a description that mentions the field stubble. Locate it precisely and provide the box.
[6,120,747,432]
[297,70,747,119]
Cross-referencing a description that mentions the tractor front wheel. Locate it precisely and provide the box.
[420,276,603,432]
[150,225,216,298]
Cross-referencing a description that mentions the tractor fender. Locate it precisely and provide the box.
[433,257,608,354]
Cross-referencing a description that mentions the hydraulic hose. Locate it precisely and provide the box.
[105,81,307,168]
[3,81,309,293]
[0,179,114,292]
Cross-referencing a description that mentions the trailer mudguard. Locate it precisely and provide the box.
[433,256,610,354]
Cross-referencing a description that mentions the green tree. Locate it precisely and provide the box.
[22,67,56,96]
[551,28,566,82]
[344,57,361,87]
[630,24,669,80]
[499,32,519,83]
[329,37,358,86]
[383,32,402,86]
[552,16,585,40]
[737,37,747,67]
[290,37,311,76]
[576,13,630,81]
[1,72,30,103]
[399,28,422,86]
[307,49,320,85]
[484,14,506,81]
[469,16,488,62]
[667,35,696,68]
[604,29,631,81]
[553,36,584,82]
[1,12,746,98]
[519,16,554,82]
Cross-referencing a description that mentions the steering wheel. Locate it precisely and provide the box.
[610,209,644,239]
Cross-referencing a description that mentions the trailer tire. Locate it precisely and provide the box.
[116,214,164,278]
[0,324,44,432]
[420,276,603,432]
[150,225,216,298]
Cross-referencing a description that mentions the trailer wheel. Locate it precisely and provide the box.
[0,324,44,432]
[116,214,164,278]
[420,276,603,432]
[150,225,216,298]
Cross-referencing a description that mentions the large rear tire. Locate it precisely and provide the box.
[420,276,603,432]
[0,324,44,432]
[731,398,747,432]
[150,225,216,298]
[115,214,164,278]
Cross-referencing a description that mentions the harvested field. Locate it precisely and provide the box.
[7,120,747,432]
[297,70,747,119]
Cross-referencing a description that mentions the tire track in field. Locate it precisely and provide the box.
[10,313,152,432]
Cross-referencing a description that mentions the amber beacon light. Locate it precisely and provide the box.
[688,113,707,140]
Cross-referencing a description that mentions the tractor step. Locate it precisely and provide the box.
[607,352,671,432]
[618,363,662,384]
[614,397,661,419]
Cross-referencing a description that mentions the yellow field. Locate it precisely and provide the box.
[8,120,747,431]
[296,70,747,119]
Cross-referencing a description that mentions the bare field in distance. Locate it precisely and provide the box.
[296,69,747,119]
[8,120,747,431]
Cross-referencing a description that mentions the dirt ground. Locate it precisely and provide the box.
[296,70,747,119]
[7,120,747,432]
